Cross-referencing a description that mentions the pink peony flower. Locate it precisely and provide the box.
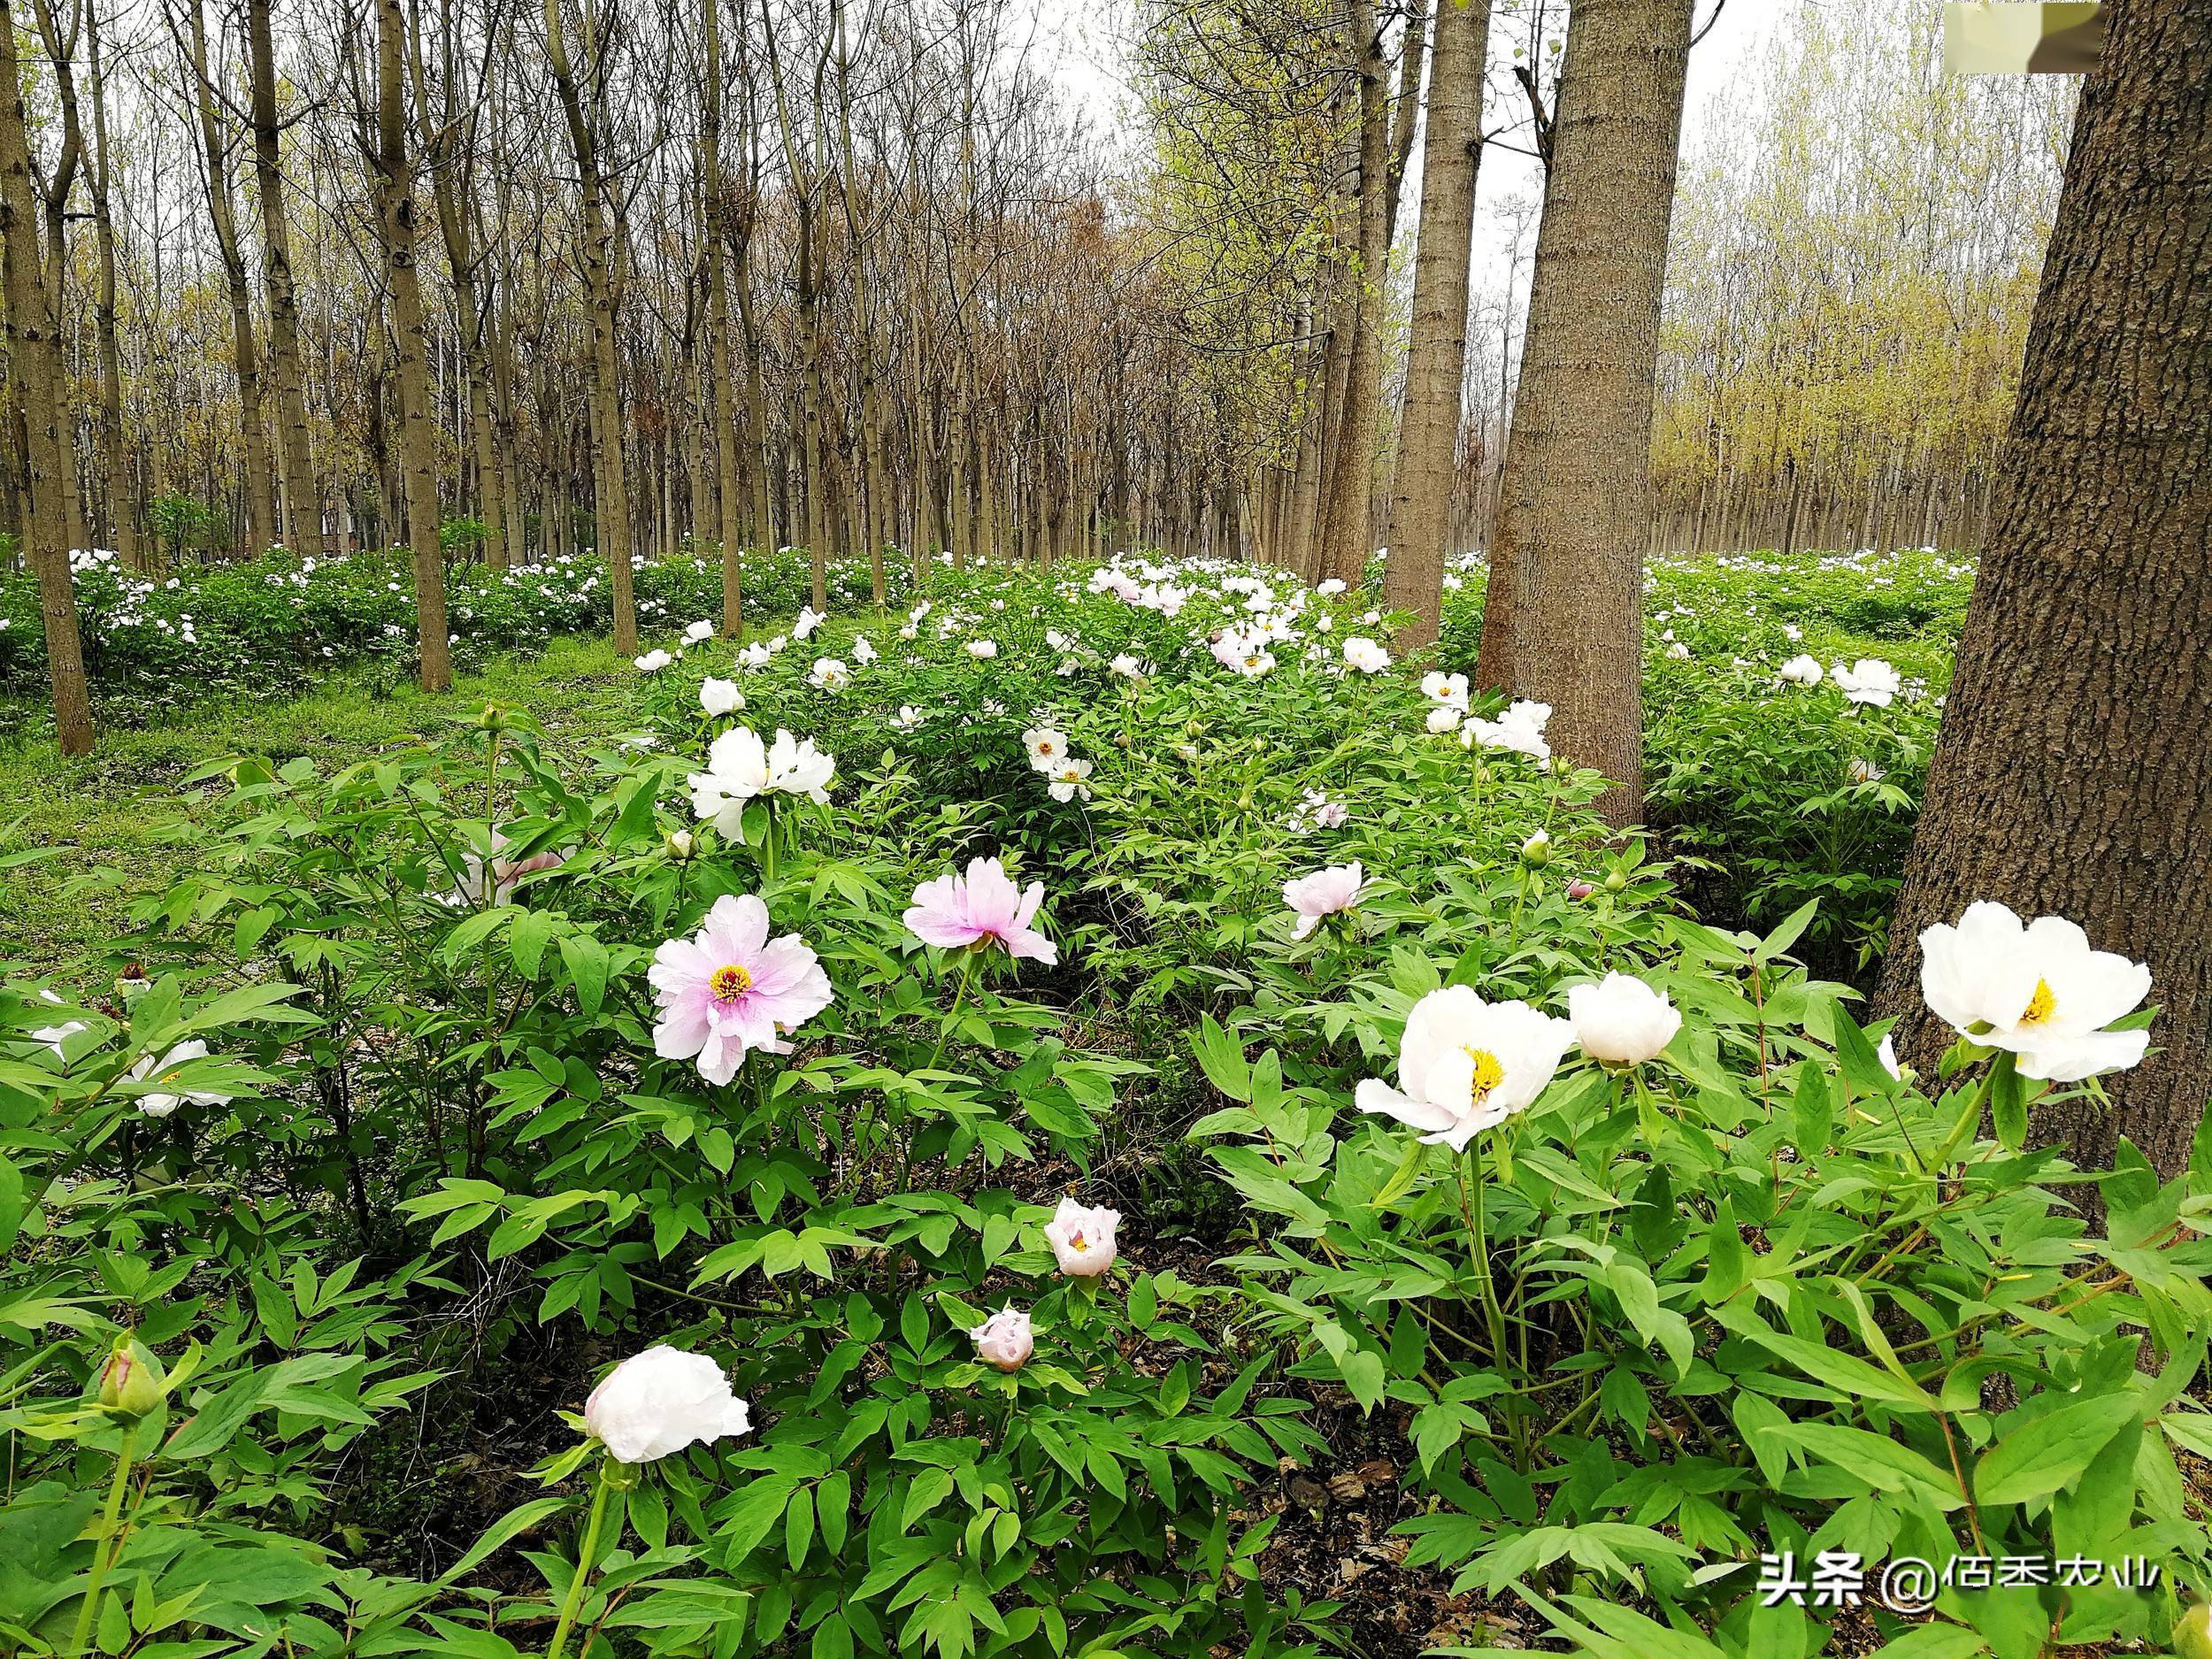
[1043,1195,1120,1277]
[970,1306,1033,1371]
[649,895,834,1086]
[1283,861,1366,940]
[902,856,1058,965]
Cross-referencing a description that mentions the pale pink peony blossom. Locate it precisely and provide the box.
[970,1306,1033,1371]
[1283,861,1366,939]
[1043,1195,1120,1277]
[903,856,1058,964]
[649,894,834,1086]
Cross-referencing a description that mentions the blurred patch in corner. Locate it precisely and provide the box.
[1943,2,2105,73]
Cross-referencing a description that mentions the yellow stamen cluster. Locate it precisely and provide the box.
[1463,1047,1506,1102]
[710,964,754,1002]
[2019,979,2056,1025]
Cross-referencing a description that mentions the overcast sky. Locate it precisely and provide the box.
[1017,0,1780,334]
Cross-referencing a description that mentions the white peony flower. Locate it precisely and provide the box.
[891,705,923,730]
[1023,727,1071,769]
[1045,757,1094,803]
[1109,653,1142,679]
[966,639,998,659]
[1832,658,1901,707]
[794,606,826,640]
[583,1345,752,1463]
[1420,671,1470,709]
[688,726,837,830]
[1917,901,2150,1082]
[700,676,744,717]
[808,657,850,691]
[1425,705,1463,734]
[1778,654,1824,686]
[127,1040,232,1118]
[852,636,878,664]
[1356,987,1574,1152]
[683,619,716,645]
[1043,1196,1120,1278]
[634,649,675,672]
[1341,635,1390,673]
[1567,973,1681,1067]
[766,729,837,802]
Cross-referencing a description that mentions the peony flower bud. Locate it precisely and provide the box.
[98,1335,165,1418]
[1520,830,1551,868]
[1604,870,1628,893]
[1565,879,1594,902]
[665,829,695,861]
[969,1306,1033,1371]
[1043,1197,1121,1278]
[583,1345,752,1463]
[1568,972,1682,1067]
[2175,1604,2212,1659]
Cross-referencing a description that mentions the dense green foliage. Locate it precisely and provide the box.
[4,551,2200,1659]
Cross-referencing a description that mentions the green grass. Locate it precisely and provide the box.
[0,636,641,976]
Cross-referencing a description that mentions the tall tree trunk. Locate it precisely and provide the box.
[1878,0,2212,1178]
[1384,0,1490,649]
[85,0,138,565]
[701,0,744,634]
[182,0,277,557]
[1484,0,1692,825]
[373,0,450,691]
[542,0,637,651]
[247,0,322,552]
[1316,0,1391,588]
[0,0,89,751]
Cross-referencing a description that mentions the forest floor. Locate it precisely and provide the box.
[0,636,640,974]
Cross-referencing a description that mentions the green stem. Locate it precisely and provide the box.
[926,952,981,1074]
[1925,1054,2009,1173]
[546,1459,618,1659]
[69,1418,139,1659]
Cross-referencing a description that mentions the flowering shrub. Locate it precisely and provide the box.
[5,547,2206,1659]
[0,544,910,735]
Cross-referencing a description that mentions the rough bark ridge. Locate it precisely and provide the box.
[1384,0,1490,649]
[1877,0,2212,1178]
[1479,0,1691,826]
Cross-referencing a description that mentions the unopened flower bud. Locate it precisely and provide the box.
[1604,870,1628,893]
[474,701,514,732]
[98,1335,165,1418]
[2174,1604,2212,1659]
[1566,879,1595,902]
[1520,830,1551,868]
[665,829,695,861]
